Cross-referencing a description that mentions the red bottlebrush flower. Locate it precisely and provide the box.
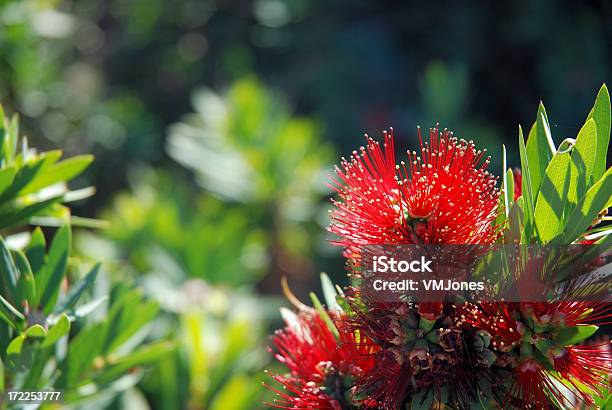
[509,359,558,409]
[520,301,612,327]
[460,302,522,352]
[267,310,378,409]
[329,127,499,256]
[551,343,612,406]
[463,301,612,352]
[346,300,497,410]
[508,343,612,409]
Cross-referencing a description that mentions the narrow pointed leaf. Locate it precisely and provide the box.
[309,292,339,339]
[553,325,598,346]
[587,84,611,182]
[563,167,612,243]
[518,125,535,242]
[94,341,175,385]
[320,272,341,312]
[0,236,20,303]
[21,155,94,194]
[534,140,572,243]
[14,250,36,308]
[567,119,597,211]
[526,104,555,199]
[25,227,46,277]
[37,225,71,312]
[0,294,24,321]
[0,166,16,196]
[55,263,100,313]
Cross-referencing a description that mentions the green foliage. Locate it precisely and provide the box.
[0,227,171,407]
[0,107,93,230]
[525,104,555,199]
[506,85,611,245]
[139,290,268,410]
[0,104,168,409]
[587,85,611,182]
[95,171,267,285]
[167,77,332,204]
[533,138,572,243]
[72,77,331,409]
[164,78,334,283]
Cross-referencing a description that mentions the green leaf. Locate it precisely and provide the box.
[567,119,598,211]
[309,292,339,339]
[210,374,258,410]
[0,306,15,327]
[534,139,572,243]
[563,167,612,243]
[0,166,16,196]
[6,334,25,355]
[419,317,436,332]
[21,155,94,194]
[587,84,611,182]
[553,325,598,346]
[7,114,19,159]
[495,146,512,229]
[24,324,47,338]
[73,296,107,318]
[55,263,100,314]
[504,198,524,245]
[59,323,108,388]
[8,333,37,372]
[320,272,341,312]
[518,125,535,242]
[37,225,71,313]
[505,169,514,211]
[93,341,175,385]
[25,227,46,277]
[0,294,24,321]
[41,313,71,348]
[0,236,20,304]
[0,151,61,199]
[526,104,556,200]
[0,196,64,230]
[14,250,36,308]
[535,339,554,355]
[104,290,158,353]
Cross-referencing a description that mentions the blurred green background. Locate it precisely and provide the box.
[0,0,610,408]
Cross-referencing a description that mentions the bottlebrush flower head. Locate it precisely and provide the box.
[509,343,612,410]
[346,300,498,409]
[266,309,378,409]
[266,84,612,410]
[329,126,500,255]
[461,301,612,408]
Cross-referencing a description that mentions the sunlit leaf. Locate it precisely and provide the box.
[587,84,611,182]
[41,313,71,348]
[526,104,555,200]
[553,325,598,346]
[563,167,612,243]
[534,139,572,243]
